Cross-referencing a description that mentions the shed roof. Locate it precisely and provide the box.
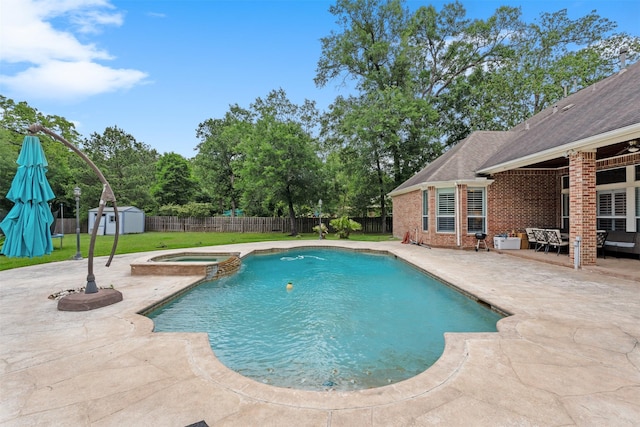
[88,206,143,213]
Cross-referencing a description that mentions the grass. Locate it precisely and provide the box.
[0,231,396,271]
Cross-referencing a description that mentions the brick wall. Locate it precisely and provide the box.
[392,191,421,240]
[597,152,640,170]
[569,151,597,265]
[392,187,458,248]
[392,186,472,249]
[487,169,560,235]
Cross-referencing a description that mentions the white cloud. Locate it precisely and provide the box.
[71,8,125,34]
[0,0,147,101]
[0,61,148,100]
[146,12,166,19]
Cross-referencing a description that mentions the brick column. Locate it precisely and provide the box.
[569,150,597,266]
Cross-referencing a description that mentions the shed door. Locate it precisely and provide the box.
[92,214,106,235]
[105,214,117,235]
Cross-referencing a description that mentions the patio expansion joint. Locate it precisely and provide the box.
[628,341,640,371]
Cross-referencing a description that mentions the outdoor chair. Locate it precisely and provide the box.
[525,228,537,249]
[532,228,548,252]
[545,229,569,255]
[50,209,64,249]
[596,230,608,259]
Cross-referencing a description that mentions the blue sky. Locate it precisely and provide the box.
[1,0,639,158]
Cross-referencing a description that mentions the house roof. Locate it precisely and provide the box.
[390,131,512,195]
[390,61,640,196]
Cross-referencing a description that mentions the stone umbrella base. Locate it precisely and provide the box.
[58,288,123,311]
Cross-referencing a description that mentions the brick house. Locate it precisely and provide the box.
[389,61,640,266]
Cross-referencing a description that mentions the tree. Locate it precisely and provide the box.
[194,105,251,215]
[322,90,439,230]
[510,8,621,114]
[316,0,640,222]
[152,152,199,207]
[80,127,159,213]
[237,89,323,235]
[0,96,78,216]
[316,1,520,230]
[436,8,640,142]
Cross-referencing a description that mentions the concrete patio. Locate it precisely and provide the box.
[1,240,639,426]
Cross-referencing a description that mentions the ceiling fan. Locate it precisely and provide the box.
[616,140,639,155]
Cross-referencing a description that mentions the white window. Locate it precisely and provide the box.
[467,188,485,233]
[597,190,626,231]
[422,190,429,231]
[437,188,455,233]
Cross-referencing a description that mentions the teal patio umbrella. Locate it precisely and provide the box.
[0,135,55,258]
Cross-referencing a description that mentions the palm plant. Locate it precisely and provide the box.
[329,216,362,239]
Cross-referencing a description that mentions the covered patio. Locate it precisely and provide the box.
[474,64,640,267]
[493,245,640,283]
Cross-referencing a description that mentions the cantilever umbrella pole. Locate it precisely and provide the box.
[28,124,119,294]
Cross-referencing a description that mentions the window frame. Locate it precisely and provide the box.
[436,188,456,233]
[466,187,485,234]
[561,193,570,231]
[636,187,640,231]
[422,190,429,231]
[597,189,627,231]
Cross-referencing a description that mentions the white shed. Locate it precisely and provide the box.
[88,206,145,235]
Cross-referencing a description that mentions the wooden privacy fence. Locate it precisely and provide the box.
[53,218,88,234]
[144,216,393,234]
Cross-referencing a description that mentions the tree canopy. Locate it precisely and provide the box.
[237,89,323,235]
[0,95,78,216]
[79,127,159,213]
[152,152,199,207]
[194,105,252,215]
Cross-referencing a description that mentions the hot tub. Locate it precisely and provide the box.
[130,252,241,279]
[152,253,233,263]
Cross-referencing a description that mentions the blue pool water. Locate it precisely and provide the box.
[148,248,502,391]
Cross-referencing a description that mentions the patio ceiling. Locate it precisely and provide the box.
[518,139,639,169]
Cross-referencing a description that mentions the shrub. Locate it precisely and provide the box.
[329,216,362,239]
[312,223,328,238]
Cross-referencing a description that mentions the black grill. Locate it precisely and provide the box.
[474,232,489,251]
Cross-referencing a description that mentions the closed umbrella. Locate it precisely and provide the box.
[0,135,55,258]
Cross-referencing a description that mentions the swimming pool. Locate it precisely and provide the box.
[147,247,503,391]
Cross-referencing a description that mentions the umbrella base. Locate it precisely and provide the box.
[57,288,123,311]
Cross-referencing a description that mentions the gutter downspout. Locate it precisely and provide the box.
[455,182,461,247]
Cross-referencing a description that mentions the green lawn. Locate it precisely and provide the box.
[0,232,396,271]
